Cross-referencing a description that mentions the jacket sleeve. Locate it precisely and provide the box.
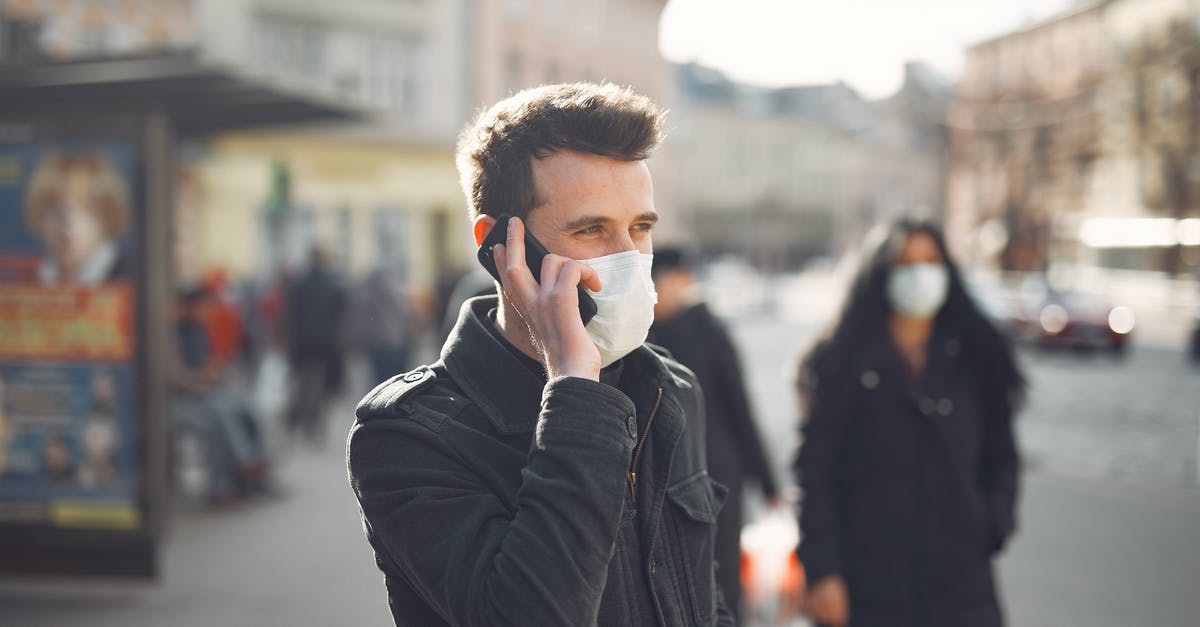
[708,317,780,498]
[348,376,637,627]
[978,396,1020,553]
[792,368,847,584]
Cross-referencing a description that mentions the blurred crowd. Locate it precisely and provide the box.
[166,249,449,508]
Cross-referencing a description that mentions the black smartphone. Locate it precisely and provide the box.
[477,214,598,325]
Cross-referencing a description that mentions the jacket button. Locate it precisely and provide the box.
[648,560,657,576]
[626,416,638,438]
[937,398,954,416]
[919,397,935,415]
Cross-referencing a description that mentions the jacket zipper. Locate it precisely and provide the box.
[627,386,663,506]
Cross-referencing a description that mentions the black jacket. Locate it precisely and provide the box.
[347,296,735,626]
[794,332,1019,627]
[650,303,778,498]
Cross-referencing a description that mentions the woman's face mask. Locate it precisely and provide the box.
[576,250,657,367]
[887,263,948,319]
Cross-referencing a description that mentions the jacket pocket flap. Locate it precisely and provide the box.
[667,473,726,524]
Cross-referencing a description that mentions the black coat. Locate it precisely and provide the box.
[347,296,735,626]
[285,267,346,355]
[650,303,778,499]
[651,302,779,619]
[794,331,1019,627]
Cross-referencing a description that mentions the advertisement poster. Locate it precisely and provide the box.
[0,143,141,532]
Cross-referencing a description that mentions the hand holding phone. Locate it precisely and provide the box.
[477,214,598,325]
[478,215,603,380]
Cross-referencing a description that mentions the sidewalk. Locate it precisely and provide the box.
[0,430,392,627]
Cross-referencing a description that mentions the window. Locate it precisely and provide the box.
[0,13,44,60]
[335,207,352,271]
[363,37,426,113]
[259,17,327,84]
[375,209,410,275]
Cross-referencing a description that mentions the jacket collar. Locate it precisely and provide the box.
[441,295,692,435]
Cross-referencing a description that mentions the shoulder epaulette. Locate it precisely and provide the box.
[355,366,437,419]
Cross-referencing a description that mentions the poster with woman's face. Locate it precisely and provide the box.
[1,149,133,286]
[0,143,140,531]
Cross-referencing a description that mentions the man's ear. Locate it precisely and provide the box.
[472,214,497,247]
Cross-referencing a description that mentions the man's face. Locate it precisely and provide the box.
[524,150,657,261]
[652,268,693,320]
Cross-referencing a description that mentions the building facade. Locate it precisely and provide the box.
[947,0,1200,274]
[671,62,951,270]
[188,0,471,286]
[192,0,673,288]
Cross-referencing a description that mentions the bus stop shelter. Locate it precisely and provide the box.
[0,51,355,578]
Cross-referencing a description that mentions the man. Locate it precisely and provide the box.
[649,249,780,621]
[284,248,347,444]
[347,83,734,626]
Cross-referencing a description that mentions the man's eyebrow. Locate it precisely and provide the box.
[560,215,609,231]
[560,212,659,231]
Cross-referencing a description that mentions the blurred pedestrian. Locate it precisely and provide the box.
[283,248,347,445]
[171,287,272,505]
[793,218,1025,627]
[650,247,781,621]
[349,265,416,386]
[201,268,245,370]
[436,266,495,345]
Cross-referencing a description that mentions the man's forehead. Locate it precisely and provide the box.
[531,151,651,192]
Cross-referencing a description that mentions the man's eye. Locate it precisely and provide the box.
[633,222,655,232]
[577,225,603,235]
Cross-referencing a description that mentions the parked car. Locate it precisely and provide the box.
[964,270,1020,337]
[1011,276,1134,355]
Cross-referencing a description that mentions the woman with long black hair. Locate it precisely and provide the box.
[794,218,1025,627]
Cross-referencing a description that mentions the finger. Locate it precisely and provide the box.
[576,261,601,292]
[541,255,600,297]
[539,253,568,296]
[500,217,538,300]
[492,241,506,275]
[545,260,588,327]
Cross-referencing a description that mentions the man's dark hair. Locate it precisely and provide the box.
[650,247,693,278]
[456,82,666,219]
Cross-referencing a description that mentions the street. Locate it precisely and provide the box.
[1,309,1198,626]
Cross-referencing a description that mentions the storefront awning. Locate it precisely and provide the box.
[0,51,359,136]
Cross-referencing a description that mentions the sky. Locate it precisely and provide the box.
[659,0,1076,99]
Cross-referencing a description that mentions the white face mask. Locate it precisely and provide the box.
[887,263,949,319]
[576,250,657,367]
